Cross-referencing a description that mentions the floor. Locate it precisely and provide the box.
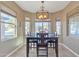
[10,44,76,57]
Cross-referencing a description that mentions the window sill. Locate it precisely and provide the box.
[1,37,17,42]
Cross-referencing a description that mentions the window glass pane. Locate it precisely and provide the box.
[25,21,30,36]
[43,22,51,33]
[69,23,76,35]
[35,22,51,33]
[69,13,79,36]
[1,11,17,41]
[56,20,61,35]
[1,12,16,24]
[35,22,42,33]
[1,23,16,40]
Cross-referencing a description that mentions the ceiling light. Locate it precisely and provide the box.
[36,1,49,19]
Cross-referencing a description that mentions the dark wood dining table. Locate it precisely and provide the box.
[26,36,58,57]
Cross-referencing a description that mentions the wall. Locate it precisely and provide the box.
[52,1,79,55]
[0,1,31,56]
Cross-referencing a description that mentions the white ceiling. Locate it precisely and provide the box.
[15,1,70,13]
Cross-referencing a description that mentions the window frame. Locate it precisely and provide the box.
[67,13,79,36]
[34,21,51,33]
[0,10,17,41]
[55,17,62,36]
[25,17,30,36]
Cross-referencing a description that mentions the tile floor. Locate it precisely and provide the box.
[10,44,76,57]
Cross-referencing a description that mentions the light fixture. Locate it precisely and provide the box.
[36,1,49,19]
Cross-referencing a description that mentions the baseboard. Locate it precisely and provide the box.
[5,44,24,57]
[59,43,79,57]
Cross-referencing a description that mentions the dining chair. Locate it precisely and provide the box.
[48,33,57,48]
[37,33,48,57]
[29,32,37,48]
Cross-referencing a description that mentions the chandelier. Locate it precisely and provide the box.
[36,1,49,19]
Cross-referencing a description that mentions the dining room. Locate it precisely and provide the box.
[0,1,79,57]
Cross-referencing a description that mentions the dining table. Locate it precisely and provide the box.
[26,35,58,57]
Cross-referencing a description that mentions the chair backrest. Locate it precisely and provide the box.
[37,33,41,37]
[37,33,48,45]
[37,33,48,37]
[48,32,57,37]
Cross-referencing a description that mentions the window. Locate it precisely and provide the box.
[35,22,51,33]
[0,11,17,41]
[25,21,30,36]
[68,13,79,36]
[25,17,30,36]
[56,17,61,35]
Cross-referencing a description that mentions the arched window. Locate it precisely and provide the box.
[25,17,30,36]
[56,17,61,35]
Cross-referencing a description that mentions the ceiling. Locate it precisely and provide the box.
[15,1,70,13]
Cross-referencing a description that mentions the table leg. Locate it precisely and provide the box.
[27,39,29,57]
[37,42,38,57]
[47,44,48,57]
[55,39,58,57]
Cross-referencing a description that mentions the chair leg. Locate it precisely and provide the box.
[50,43,52,47]
[53,43,54,48]
[37,46,38,57]
[47,46,48,57]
